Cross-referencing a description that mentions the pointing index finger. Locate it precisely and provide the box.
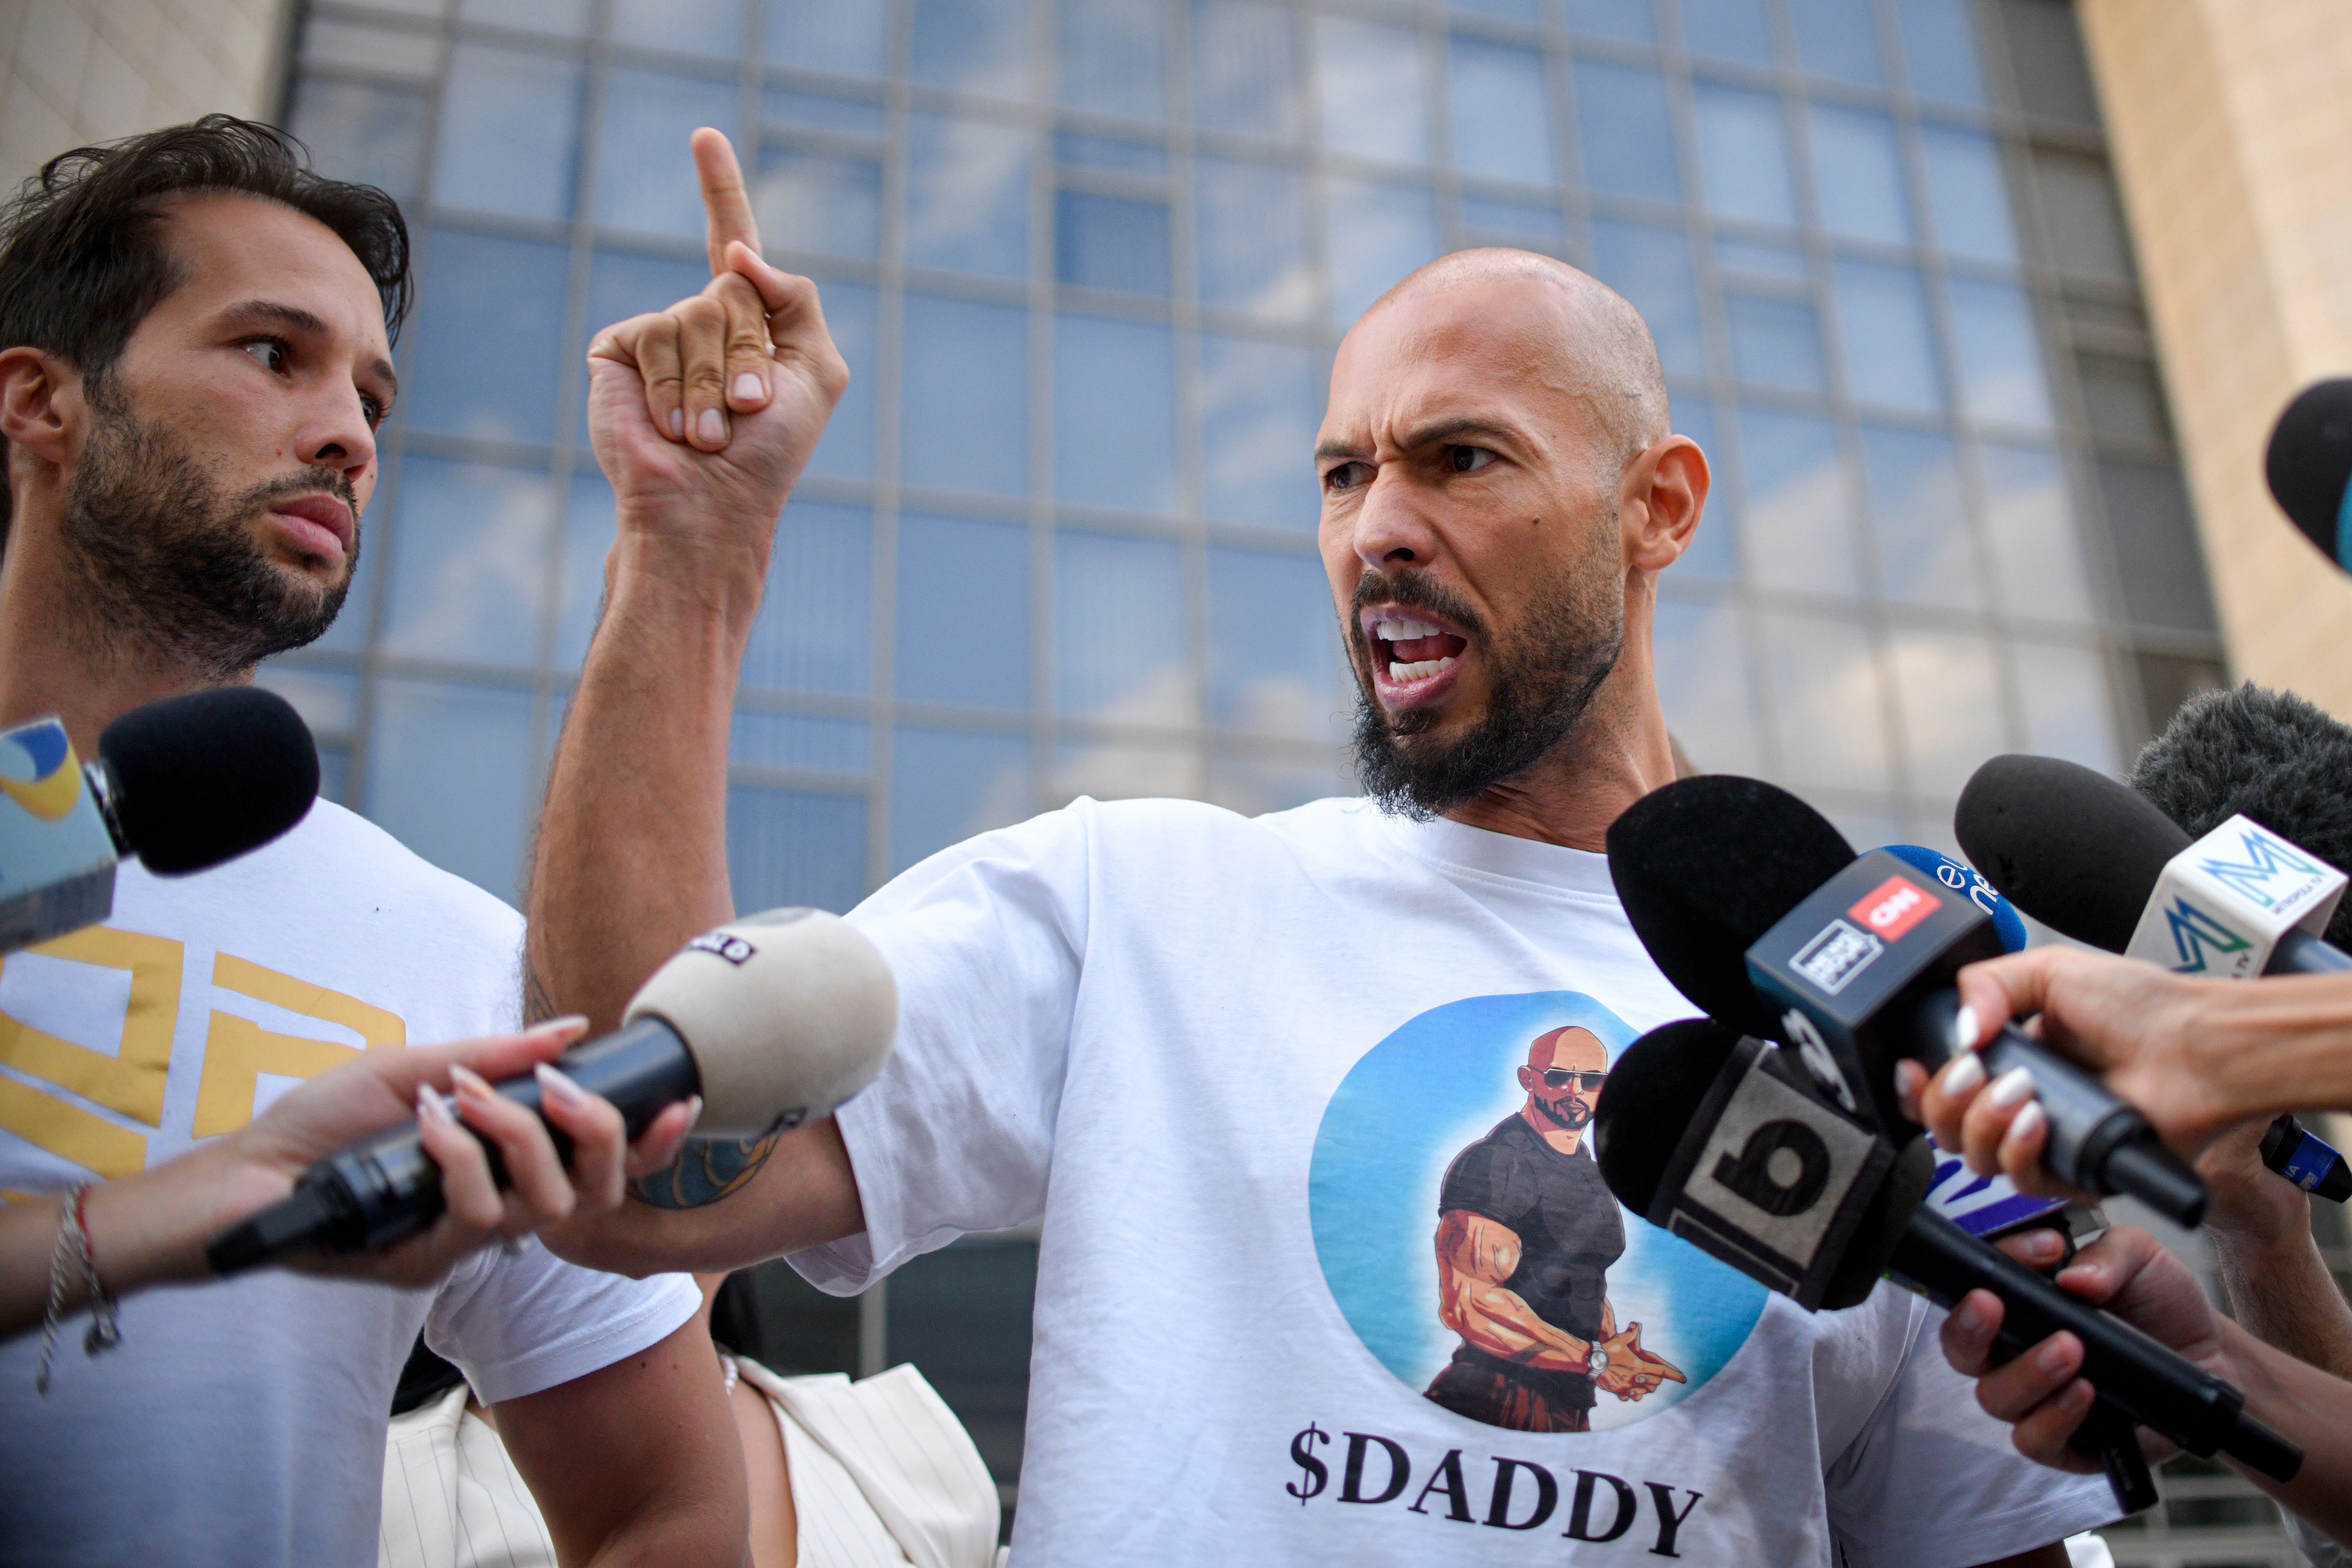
[693,127,760,276]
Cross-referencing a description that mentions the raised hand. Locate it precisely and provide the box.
[1595,1320,1685,1400]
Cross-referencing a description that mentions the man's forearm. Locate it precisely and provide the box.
[2215,1316,2352,1544]
[2212,1226,2352,1382]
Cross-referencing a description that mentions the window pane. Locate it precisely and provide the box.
[2013,643,2119,775]
[1460,195,1562,243]
[1200,335,1323,530]
[1056,532,1191,723]
[1590,219,1704,378]
[806,282,878,480]
[1192,0,1300,139]
[1727,294,1826,393]
[1196,158,1315,316]
[1894,0,1986,106]
[907,114,1030,280]
[1207,549,1342,740]
[1056,315,1178,515]
[766,0,889,76]
[1056,133,1168,174]
[891,729,1033,871]
[1316,16,1428,166]
[897,514,1030,709]
[2099,459,2217,633]
[1208,753,1354,815]
[1325,180,1440,325]
[1718,236,1810,284]
[911,0,1029,97]
[1679,0,1773,66]
[1565,0,1655,42]
[557,470,615,670]
[1691,85,1797,228]
[1655,596,1759,774]
[763,88,886,136]
[407,229,569,445]
[1979,443,2095,623]
[1669,399,1734,578]
[1449,38,1553,186]
[289,78,429,203]
[575,251,708,448]
[255,665,360,737]
[884,1236,1037,1488]
[900,295,1028,498]
[731,714,870,773]
[459,0,586,32]
[1947,280,2052,427]
[756,148,883,258]
[1789,0,1883,85]
[1573,63,1680,206]
[1760,613,1890,793]
[2076,352,2169,447]
[365,679,534,905]
[433,44,582,221]
[1859,427,1977,607]
[597,69,740,239]
[1920,127,2016,266]
[1739,409,1859,595]
[303,17,441,76]
[1809,106,1911,246]
[1887,629,2005,797]
[1055,191,1172,295]
[380,458,554,665]
[613,0,740,55]
[1060,0,1165,120]
[2033,151,2133,282]
[744,502,872,695]
[1833,261,1942,412]
[1056,735,1202,801]
[728,788,867,913]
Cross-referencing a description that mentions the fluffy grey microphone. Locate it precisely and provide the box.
[2130,682,2352,950]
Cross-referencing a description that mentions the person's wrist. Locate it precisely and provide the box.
[77,1143,242,1294]
[603,526,769,635]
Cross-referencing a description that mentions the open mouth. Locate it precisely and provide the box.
[1365,612,1471,689]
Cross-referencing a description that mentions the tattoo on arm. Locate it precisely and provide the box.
[629,1132,783,1209]
[523,963,558,1027]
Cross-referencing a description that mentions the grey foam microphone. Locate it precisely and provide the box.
[206,907,898,1271]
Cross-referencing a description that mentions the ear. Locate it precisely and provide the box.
[1622,434,1710,573]
[0,346,85,471]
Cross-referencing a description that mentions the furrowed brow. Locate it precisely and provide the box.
[220,299,330,338]
[1399,416,1522,452]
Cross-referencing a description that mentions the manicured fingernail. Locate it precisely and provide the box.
[449,1065,495,1100]
[1987,1066,2036,1110]
[1952,1296,1985,1334]
[2006,1100,2046,1148]
[732,372,765,403]
[698,408,725,444]
[417,1086,454,1126]
[536,1062,590,1111]
[681,1095,704,1136]
[2020,1225,2063,1260]
[2060,1379,2093,1412]
[1953,1005,1979,1053]
[1940,1052,1986,1098]
[1894,1060,1926,1101]
[2036,1338,2072,1373]
[526,1013,589,1039]
[668,407,685,436]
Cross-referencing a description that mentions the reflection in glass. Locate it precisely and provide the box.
[1654,596,1759,775]
[1059,0,1166,121]
[460,0,586,34]
[1590,220,1704,377]
[1574,63,1680,206]
[1789,0,1883,85]
[1325,180,1440,326]
[1859,427,1976,607]
[1055,736,1200,803]
[1056,532,1192,724]
[433,45,582,221]
[1809,106,1911,246]
[557,471,615,671]
[575,251,707,448]
[744,502,872,696]
[289,79,428,202]
[1760,612,1890,793]
[1948,280,2053,427]
[1056,314,1178,516]
[1460,195,1562,243]
[1207,549,1342,741]
[1207,752,1353,816]
[2013,643,2119,775]
[408,230,569,445]
[1191,0,1299,139]
[1448,38,1553,186]
[891,730,1032,872]
[897,514,1029,710]
[766,0,889,77]
[255,665,360,737]
[1979,444,2095,623]
[613,0,740,56]
[1196,159,1315,316]
[380,458,554,665]
[730,714,870,774]
[729,788,867,913]
[1668,400,1734,578]
[303,18,441,75]
[1564,0,1655,42]
[1679,0,1773,66]
[365,678,535,904]
[900,295,1028,498]
[908,114,1029,279]
[1056,134,1168,175]
[1886,629,2005,796]
[1739,410,1859,596]
[911,0,1029,97]
[1315,16,1428,166]
[764,88,886,136]
[1447,0,1538,18]
[1691,85,1797,228]
[1717,237,1808,283]
[756,149,883,258]
[1833,262,1942,412]
[598,69,742,239]
[1727,294,1826,394]
[1920,128,2017,266]
[1055,192,1172,296]
[1200,336,1323,530]
[806,283,878,481]
[1895,0,1987,107]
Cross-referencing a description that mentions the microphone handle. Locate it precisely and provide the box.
[2269,927,2352,974]
[204,1017,698,1274]
[1889,1210,2301,1484]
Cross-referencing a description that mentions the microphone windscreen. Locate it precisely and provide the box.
[1606,776,1855,1038]
[1591,1017,1746,1216]
[97,688,318,875]
[623,907,897,1138]
[2131,684,2352,950]
[1818,1134,1936,1310]
[1955,755,2187,952]
[2265,378,2352,565]
[1878,844,2028,953]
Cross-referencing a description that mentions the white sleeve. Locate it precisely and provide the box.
[788,804,1092,1297]
[424,1238,702,1406]
[1826,1301,2119,1568]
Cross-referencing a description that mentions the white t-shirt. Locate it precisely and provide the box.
[796,796,2117,1566]
[0,800,700,1568]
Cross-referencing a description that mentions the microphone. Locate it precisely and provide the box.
[1591,1019,2302,1512]
[2264,378,2352,572]
[2260,1115,2352,1203]
[1880,844,2029,954]
[2,688,318,953]
[205,907,898,1272]
[1607,777,2209,1224]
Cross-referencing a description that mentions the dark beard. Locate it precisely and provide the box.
[1536,1094,1592,1131]
[1349,553,1624,820]
[59,380,357,680]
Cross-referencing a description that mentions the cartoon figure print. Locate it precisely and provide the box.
[1423,1026,1685,1432]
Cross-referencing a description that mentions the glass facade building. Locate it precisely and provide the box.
[272,0,2232,1540]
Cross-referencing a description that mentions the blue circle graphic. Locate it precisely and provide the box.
[1308,991,1767,1431]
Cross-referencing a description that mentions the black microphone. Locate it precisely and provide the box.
[2260,1115,2352,1203]
[206,907,899,1272]
[1591,1019,2302,1512]
[1607,776,2209,1224]
[2265,378,2352,573]
[2,688,318,953]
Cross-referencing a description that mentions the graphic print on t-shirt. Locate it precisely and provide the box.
[1310,992,1767,1433]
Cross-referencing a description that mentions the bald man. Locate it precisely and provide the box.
[534,236,2114,1564]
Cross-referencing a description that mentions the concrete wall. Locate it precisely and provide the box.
[2080,0,2352,718]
